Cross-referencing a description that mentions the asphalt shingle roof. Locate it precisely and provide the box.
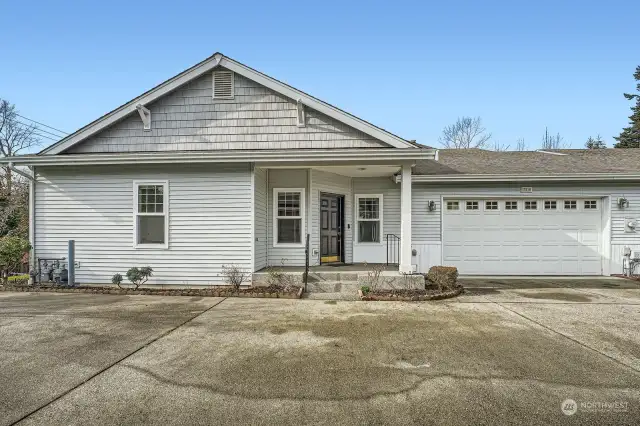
[414,148,640,176]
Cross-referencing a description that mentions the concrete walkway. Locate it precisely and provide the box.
[1,279,639,425]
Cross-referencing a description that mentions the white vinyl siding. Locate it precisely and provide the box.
[253,167,268,271]
[34,164,252,285]
[352,177,401,239]
[267,169,309,266]
[67,70,387,154]
[309,169,353,265]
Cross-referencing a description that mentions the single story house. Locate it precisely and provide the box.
[3,53,640,285]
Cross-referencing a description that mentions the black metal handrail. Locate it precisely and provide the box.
[386,234,400,266]
[303,233,310,291]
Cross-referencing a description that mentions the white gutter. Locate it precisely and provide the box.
[405,173,640,183]
[0,148,436,167]
[7,162,35,181]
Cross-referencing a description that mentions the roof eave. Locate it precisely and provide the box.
[408,173,640,183]
[2,148,436,167]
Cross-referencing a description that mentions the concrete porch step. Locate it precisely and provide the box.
[302,292,360,301]
[305,281,360,293]
[307,272,359,282]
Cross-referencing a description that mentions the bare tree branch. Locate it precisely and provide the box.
[515,138,527,151]
[540,127,569,150]
[439,116,492,149]
[492,141,510,151]
[0,99,42,196]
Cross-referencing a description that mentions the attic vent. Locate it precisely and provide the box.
[212,70,234,99]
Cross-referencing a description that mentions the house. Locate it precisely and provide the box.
[3,53,640,285]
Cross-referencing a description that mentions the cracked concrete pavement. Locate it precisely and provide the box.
[1,278,639,425]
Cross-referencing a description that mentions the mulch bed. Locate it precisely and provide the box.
[359,285,464,301]
[611,274,640,282]
[0,283,303,299]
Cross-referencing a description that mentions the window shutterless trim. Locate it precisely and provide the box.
[446,200,460,211]
[354,194,383,245]
[272,188,305,248]
[485,200,499,211]
[465,201,479,211]
[133,180,169,249]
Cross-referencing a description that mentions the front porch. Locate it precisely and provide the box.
[252,262,424,294]
[256,263,399,273]
[253,161,416,275]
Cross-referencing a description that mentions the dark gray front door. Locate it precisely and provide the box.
[320,194,342,263]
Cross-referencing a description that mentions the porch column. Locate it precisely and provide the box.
[399,164,413,273]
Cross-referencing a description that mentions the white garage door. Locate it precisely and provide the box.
[443,198,603,275]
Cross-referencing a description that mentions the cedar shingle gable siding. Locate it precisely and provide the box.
[67,69,387,153]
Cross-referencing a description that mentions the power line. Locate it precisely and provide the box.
[15,113,68,135]
[32,132,58,142]
[15,120,64,139]
[12,122,59,142]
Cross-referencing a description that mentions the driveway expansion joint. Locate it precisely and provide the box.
[8,297,228,426]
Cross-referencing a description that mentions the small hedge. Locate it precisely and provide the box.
[426,266,459,291]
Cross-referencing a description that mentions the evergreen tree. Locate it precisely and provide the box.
[614,66,640,148]
[585,134,606,149]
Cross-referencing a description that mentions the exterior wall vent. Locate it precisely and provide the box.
[212,70,234,99]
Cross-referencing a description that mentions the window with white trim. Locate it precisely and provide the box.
[505,201,518,210]
[446,201,459,211]
[466,201,479,210]
[134,182,168,247]
[274,189,305,246]
[544,200,557,210]
[524,200,538,210]
[356,195,382,243]
[564,200,577,210]
[584,200,598,209]
[485,201,498,210]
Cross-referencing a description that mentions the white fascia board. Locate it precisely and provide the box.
[2,148,436,167]
[41,53,416,155]
[40,54,224,155]
[407,173,640,183]
[218,57,415,149]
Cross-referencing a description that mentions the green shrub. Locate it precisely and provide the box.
[112,273,123,288]
[426,266,459,291]
[126,266,153,290]
[0,237,31,285]
[360,285,371,294]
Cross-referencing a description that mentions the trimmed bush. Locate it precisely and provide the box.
[426,266,459,291]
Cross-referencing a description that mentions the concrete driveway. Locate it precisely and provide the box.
[1,278,639,425]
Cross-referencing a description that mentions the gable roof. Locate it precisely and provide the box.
[412,148,640,181]
[41,53,419,155]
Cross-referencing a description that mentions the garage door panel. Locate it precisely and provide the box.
[443,198,602,276]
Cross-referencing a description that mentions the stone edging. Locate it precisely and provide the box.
[358,286,464,301]
[0,285,303,299]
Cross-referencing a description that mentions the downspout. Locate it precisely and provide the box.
[28,166,36,285]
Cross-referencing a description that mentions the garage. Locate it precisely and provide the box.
[442,198,603,275]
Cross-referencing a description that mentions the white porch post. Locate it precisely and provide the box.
[399,164,413,273]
